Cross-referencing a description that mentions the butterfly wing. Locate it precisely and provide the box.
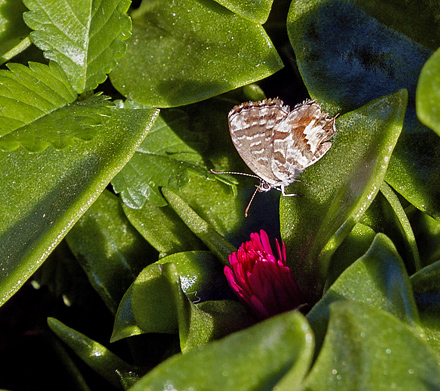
[229,98,289,186]
[272,100,336,183]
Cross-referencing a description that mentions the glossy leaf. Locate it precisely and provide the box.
[0,0,31,64]
[212,0,274,24]
[304,301,440,390]
[379,184,420,272]
[287,0,440,220]
[48,317,142,389]
[131,263,180,334]
[410,261,440,356]
[23,0,132,93]
[360,182,421,273]
[162,188,237,265]
[412,210,440,267]
[0,61,80,151]
[417,47,440,136]
[65,189,154,314]
[128,310,314,391]
[280,90,406,302]
[111,0,283,107]
[111,284,145,342]
[112,110,207,208]
[155,251,233,302]
[324,222,376,290]
[128,261,253,351]
[122,202,206,258]
[0,107,158,307]
[307,234,421,354]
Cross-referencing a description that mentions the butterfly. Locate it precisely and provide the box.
[212,98,337,216]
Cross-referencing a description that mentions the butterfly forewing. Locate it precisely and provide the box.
[229,98,289,186]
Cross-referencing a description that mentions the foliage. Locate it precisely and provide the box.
[1,0,440,390]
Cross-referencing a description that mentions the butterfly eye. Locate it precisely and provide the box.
[258,181,272,192]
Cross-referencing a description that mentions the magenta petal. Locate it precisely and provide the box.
[224,230,305,320]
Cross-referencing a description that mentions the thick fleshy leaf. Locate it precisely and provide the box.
[0,0,31,64]
[417,48,440,136]
[23,0,131,93]
[287,0,440,220]
[128,310,314,391]
[162,188,237,265]
[410,261,440,356]
[65,189,154,314]
[0,61,82,152]
[0,107,158,307]
[280,90,406,302]
[307,234,421,354]
[379,183,420,271]
[110,0,283,107]
[324,222,376,290]
[128,261,253,351]
[304,301,440,390]
[112,251,238,342]
[156,251,233,302]
[412,210,440,267]
[131,263,181,334]
[122,202,206,258]
[359,182,421,273]
[212,0,274,24]
[112,110,207,208]
[48,317,142,389]
[111,285,145,342]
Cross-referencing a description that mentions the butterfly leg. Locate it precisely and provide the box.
[280,186,298,197]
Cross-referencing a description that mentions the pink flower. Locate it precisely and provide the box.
[224,230,305,320]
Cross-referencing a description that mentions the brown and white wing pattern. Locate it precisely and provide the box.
[228,98,289,186]
[271,100,336,184]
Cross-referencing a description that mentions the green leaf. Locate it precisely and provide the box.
[128,261,253,351]
[23,0,132,94]
[324,222,376,290]
[111,0,283,107]
[307,233,421,355]
[359,182,421,273]
[48,317,142,389]
[122,202,206,258]
[212,0,274,24]
[411,210,440,267]
[417,47,440,136]
[0,0,32,64]
[0,61,80,151]
[280,90,406,302]
[131,262,181,334]
[303,301,440,391]
[112,110,207,208]
[128,310,314,391]
[156,251,232,302]
[111,285,144,342]
[162,188,237,265]
[287,0,440,220]
[0,107,158,307]
[3,95,111,153]
[411,261,440,356]
[65,189,154,314]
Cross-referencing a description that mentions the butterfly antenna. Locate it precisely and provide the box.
[244,186,260,217]
[210,169,260,180]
